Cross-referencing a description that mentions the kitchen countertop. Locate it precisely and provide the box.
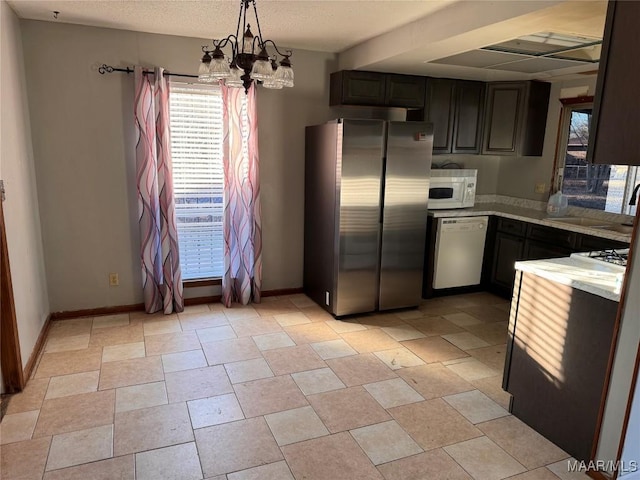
[515,256,623,302]
[428,202,632,243]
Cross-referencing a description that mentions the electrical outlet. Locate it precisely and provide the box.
[109,273,119,286]
[534,183,546,194]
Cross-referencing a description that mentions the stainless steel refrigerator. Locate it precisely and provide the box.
[304,119,433,316]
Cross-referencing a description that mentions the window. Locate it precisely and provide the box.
[555,101,638,216]
[169,83,224,280]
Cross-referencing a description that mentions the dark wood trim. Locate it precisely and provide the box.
[560,95,594,106]
[22,315,52,382]
[50,303,145,320]
[262,287,304,298]
[0,198,25,393]
[587,470,611,480]
[184,295,221,306]
[184,278,221,288]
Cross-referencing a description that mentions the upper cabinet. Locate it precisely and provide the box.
[330,71,425,108]
[482,81,550,156]
[590,0,640,166]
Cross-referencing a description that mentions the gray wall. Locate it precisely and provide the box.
[21,19,336,312]
[0,1,50,374]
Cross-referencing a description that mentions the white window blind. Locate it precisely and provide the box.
[169,83,224,280]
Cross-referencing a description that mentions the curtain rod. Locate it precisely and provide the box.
[98,64,198,79]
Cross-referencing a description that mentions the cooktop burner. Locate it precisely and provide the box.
[572,248,629,269]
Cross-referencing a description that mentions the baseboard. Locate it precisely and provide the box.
[262,287,304,297]
[23,314,52,381]
[184,295,221,306]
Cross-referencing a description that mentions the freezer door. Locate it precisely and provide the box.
[335,120,385,316]
[379,122,433,310]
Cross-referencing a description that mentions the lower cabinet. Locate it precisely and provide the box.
[490,232,525,297]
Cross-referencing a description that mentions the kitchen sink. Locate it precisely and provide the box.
[546,217,615,228]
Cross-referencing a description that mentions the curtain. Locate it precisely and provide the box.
[134,66,184,314]
[221,83,262,307]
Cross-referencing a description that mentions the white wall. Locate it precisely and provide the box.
[20,20,336,312]
[0,1,50,373]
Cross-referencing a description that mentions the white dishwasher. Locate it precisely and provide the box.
[433,216,489,289]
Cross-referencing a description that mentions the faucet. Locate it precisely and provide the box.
[630,183,640,206]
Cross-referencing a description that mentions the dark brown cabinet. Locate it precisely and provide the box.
[482,81,550,156]
[590,0,640,165]
[452,81,486,154]
[489,218,527,297]
[423,78,456,153]
[330,71,425,108]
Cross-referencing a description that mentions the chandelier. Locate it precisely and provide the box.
[198,0,294,93]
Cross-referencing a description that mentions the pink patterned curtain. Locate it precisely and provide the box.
[221,83,262,307]
[134,66,184,314]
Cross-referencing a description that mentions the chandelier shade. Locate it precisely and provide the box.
[198,0,294,93]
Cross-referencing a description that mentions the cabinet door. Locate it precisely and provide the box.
[385,74,426,108]
[491,232,525,296]
[452,81,485,154]
[590,0,640,165]
[332,71,386,106]
[523,239,572,261]
[482,83,526,155]
[425,78,455,154]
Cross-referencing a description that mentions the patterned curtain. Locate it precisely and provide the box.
[221,83,263,307]
[133,66,184,314]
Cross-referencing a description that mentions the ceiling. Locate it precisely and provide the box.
[8,0,607,81]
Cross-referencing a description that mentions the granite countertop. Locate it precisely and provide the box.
[515,256,623,302]
[428,202,632,243]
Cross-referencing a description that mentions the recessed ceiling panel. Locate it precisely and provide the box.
[432,50,527,68]
[483,31,602,61]
[487,57,586,73]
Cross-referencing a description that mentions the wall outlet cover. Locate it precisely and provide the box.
[109,273,119,286]
[535,183,546,194]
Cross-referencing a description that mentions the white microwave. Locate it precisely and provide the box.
[428,169,477,210]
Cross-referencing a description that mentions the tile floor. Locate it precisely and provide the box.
[0,292,590,480]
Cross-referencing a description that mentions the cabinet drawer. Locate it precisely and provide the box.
[576,234,629,252]
[527,224,577,249]
[497,218,527,236]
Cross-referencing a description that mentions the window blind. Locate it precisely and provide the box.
[169,83,224,280]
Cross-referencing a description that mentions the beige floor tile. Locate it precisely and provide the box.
[33,390,115,438]
[46,424,113,471]
[252,332,296,351]
[478,416,569,469]
[325,318,367,333]
[195,417,283,477]
[229,316,283,337]
[144,331,200,356]
[114,402,194,455]
[381,325,426,342]
[404,316,465,337]
[182,304,211,314]
[373,347,426,370]
[446,358,499,381]
[326,353,397,387]
[89,324,145,347]
[546,459,592,479]
[444,436,526,480]
[403,337,469,363]
[287,294,316,309]
[351,420,422,465]
[0,436,51,480]
[442,356,477,366]
[234,375,308,417]
[135,442,202,480]
[311,339,357,360]
[45,333,90,353]
[471,375,512,410]
[255,298,299,316]
[161,349,207,373]
[99,356,164,390]
[225,357,274,383]
[0,410,39,444]
[444,312,485,327]
[284,322,340,345]
[45,370,99,399]
[115,381,168,413]
[165,365,233,402]
[377,449,473,480]
[282,431,384,480]
[357,313,406,329]
[265,405,329,446]
[442,332,491,351]
[197,325,238,343]
[6,378,50,414]
[291,367,346,395]
[468,344,508,371]
[227,460,294,480]
[263,345,326,375]
[397,364,474,399]
[395,310,425,320]
[102,342,146,363]
[93,314,130,329]
[274,312,312,327]
[418,304,463,317]
[363,378,424,409]
[443,390,509,424]
[505,467,564,479]
[143,317,182,336]
[222,305,259,320]
[188,393,244,429]
[464,321,509,346]
[48,318,93,338]
[35,347,103,378]
[308,386,390,433]
[389,399,481,450]
[202,337,262,365]
[299,305,335,322]
[178,311,229,331]
[460,304,510,323]
[341,329,401,353]
[43,455,135,480]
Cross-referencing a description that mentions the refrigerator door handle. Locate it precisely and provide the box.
[379,157,386,225]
